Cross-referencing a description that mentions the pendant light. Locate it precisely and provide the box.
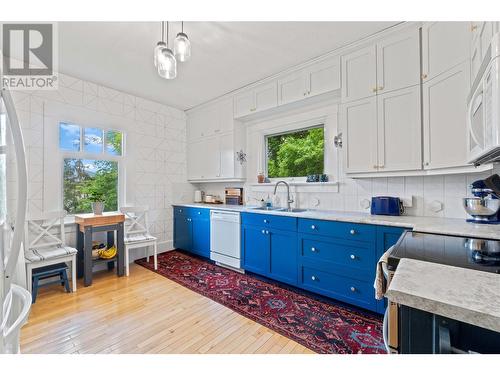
[174,22,191,62]
[153,22,166,67]
[157,21,177,80]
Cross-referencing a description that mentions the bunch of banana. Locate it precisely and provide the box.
[98,245,117,259]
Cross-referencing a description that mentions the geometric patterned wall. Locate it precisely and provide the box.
[9,72,193,252]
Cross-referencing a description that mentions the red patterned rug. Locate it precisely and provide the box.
[136,250,385,354]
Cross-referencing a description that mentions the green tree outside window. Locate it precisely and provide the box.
[267,126,324,178]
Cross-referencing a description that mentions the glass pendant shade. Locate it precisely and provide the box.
[153,41,166,67]
[158,47,177,79]
[174,32,191,62]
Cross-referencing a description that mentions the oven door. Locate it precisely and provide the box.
[467,77,486,163]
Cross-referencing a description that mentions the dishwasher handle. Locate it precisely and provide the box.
[211,211,241,223]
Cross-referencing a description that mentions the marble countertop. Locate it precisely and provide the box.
[386,258,500,333]
[173,203,500,240]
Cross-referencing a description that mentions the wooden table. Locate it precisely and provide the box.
[75,212,125,287]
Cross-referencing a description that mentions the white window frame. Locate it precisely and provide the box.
[43,102,126,217]
[264,123,325,181]
[60,124,124,215]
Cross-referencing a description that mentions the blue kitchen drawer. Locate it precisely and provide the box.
[173,206,210,219]
[241,212,297,231]
[299,236,375,273]
[190,207,210,220]
[298,218,375,242]
[299,265,376,311]
[173,206,190,216]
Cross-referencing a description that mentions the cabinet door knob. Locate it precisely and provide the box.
[264,219,269,223]
[197,211,201,215]
[350,286,356,292]
[261,229,266,234]
[311,247,317,252]
[265,230,270,235]
[311,275,318,281]
[373,165,378,169]
[350,254,356,260]
[311,225,317,230]
[303,92,307,96]
[378,86,384,91]
[471,24,478,32]
[350,229,356,235]
[372,87,377,93]
[421,73,428,80]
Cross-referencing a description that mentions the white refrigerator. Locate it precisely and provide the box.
[0,88,31,354]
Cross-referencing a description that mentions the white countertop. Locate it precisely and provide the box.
[173,203,500,240]
[385,258,500,333]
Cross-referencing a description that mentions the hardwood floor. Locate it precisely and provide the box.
[21,263,314,354]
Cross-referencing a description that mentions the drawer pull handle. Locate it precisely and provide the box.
[311,247,317,253]
[350,286,356,292]
[311,225,317,230]
[311,276,318,281]
[350,254,356,260]
[350,229,356,235]
[264,219,269,223]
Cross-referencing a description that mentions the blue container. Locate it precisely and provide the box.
[370,196,404,216]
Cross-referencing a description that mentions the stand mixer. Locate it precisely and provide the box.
[463,179,500,224]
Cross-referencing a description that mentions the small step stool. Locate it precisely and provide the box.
[31,262,71,303]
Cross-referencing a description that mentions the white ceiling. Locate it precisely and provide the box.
[58,22,398,110]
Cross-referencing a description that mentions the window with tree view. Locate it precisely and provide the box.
[266,126,324,178]
[59,123,122,214]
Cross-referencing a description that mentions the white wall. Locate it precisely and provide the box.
[9,73,194,253]
[196,99,499,220]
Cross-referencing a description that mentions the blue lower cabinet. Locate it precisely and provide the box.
[242,223,297,286]
[299,265,377,311]
[191,216,210,258]
[173,206,210,258]
[173,212,192,251]
[269,229,297,286]
[242,225,270,275]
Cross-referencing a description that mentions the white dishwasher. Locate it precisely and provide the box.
[210,210,242,271]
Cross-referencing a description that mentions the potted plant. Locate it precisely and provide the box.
[89,190,105,215]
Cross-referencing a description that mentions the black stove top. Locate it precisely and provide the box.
[388,231,500,274]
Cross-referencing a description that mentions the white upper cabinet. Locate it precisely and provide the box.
[218,97,234,134]
[234,90,255,118]
[422,61,470,170]
[278,55,341,106]
[306,55,341,97]
[254,82,278,112]
[187,99,245,182]
[471,22,496,81]
[376,30,420,94]
[187,136,220,180]
[234,82,278,118]
[377,86,422,172]
[341,45,377,102]
[188,98,234,141]
[421,22,470,82]
[342,97,378,173]
[277,70,308,106]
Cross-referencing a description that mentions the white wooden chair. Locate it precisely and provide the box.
[24,211,77,294]
[120,206,158,276]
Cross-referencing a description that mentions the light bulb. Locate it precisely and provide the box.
[174,32,191,62]
[154,41,166,67]
[158,47,177,79]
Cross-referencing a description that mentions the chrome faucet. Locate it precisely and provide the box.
[273,180,294,212]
